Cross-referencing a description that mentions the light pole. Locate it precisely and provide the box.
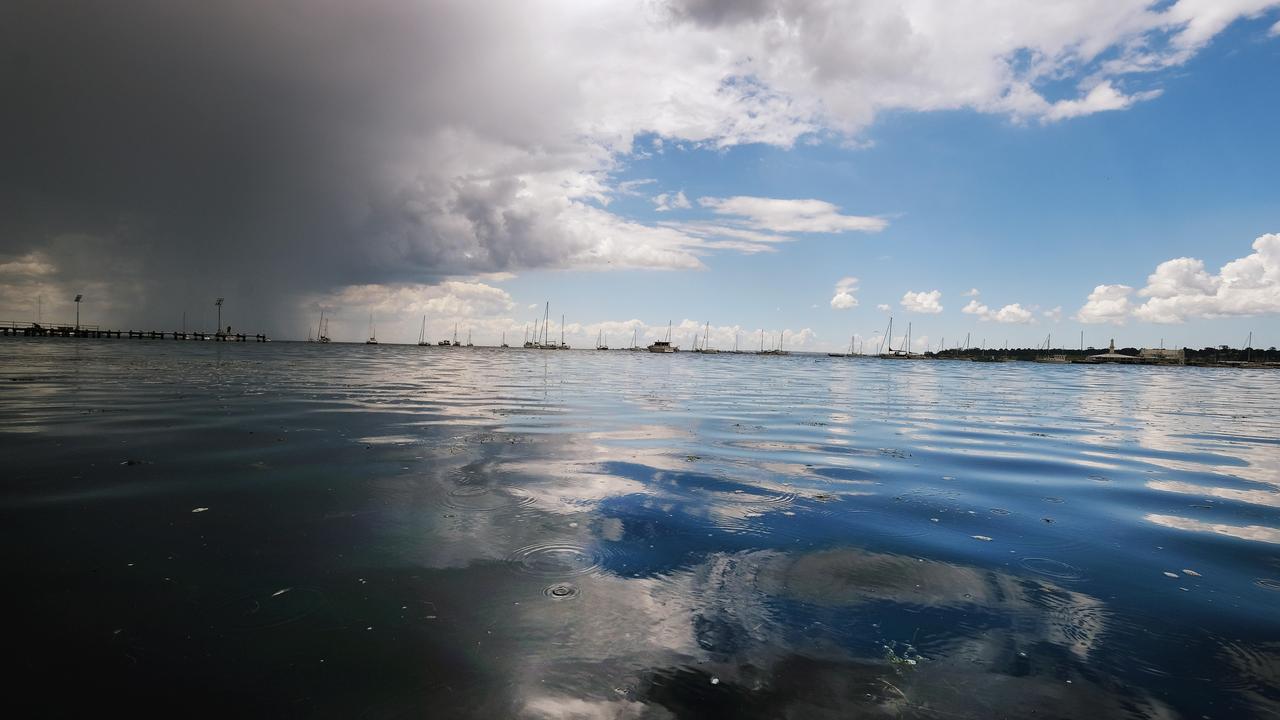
[215,297,224,335]
[74,294,82,331]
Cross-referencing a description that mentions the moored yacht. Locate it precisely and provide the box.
[647,320,679,352]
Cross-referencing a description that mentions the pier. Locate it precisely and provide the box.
[1,321,268,342]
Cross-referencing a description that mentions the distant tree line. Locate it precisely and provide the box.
[931,346,1280,364]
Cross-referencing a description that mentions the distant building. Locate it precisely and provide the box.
[1087,339,1141,363]
[1139,348,1185,365]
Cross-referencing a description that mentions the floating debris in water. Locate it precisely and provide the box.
[191,507,209,513]
[271,588,292,597]
[972,535,993,542]
[709,677,720,685]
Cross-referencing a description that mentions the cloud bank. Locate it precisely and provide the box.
[3,0,1276,332]
[1075,234,1280,324]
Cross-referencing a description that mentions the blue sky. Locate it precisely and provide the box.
[496,16,1280,352]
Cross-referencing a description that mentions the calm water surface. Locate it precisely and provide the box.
[4,339,1280,717]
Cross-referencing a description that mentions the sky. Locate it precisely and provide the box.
[2,0,1279,351]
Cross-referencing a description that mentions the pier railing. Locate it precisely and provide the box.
[0,321,267,342]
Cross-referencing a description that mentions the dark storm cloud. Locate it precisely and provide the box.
[0,0,614,331]
[2,2,413,311]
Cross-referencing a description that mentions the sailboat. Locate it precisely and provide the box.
[451,323,460,347]
[558,314,569,349]
[629,328,642,351]
[596,330,608,350]
[501,331,509,348]
[828,335,855,357]
[417,315,428,346]
[730,332,743,354]
[693,321,719,353]
[465,329,473,347]
[536,303,556,349]
[878,317,921,359]
[313,310,330,343]
[647,320,678,352]
[758,329,788,355]
[365,314,378,345]
[1035,332,1069,363]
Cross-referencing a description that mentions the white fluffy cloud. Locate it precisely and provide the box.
[876,303,891,312]
[901,289,944,314]
[1131,234,1280,323]
[665,0,1280,132]
[1041,82,1162,122]
[1075,284,1135,324]
[829,276,860,310]
[1044,306,1064,322]
[652,190,692,212]
[962,288,981,297]
[962,298,1036,323]
[699,196,886,234]
[1074,234,1280,325]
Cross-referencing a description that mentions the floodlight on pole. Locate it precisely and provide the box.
[216,297,224,335]
[74,294,83,331]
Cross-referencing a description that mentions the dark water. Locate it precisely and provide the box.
[4,339,1280,718]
